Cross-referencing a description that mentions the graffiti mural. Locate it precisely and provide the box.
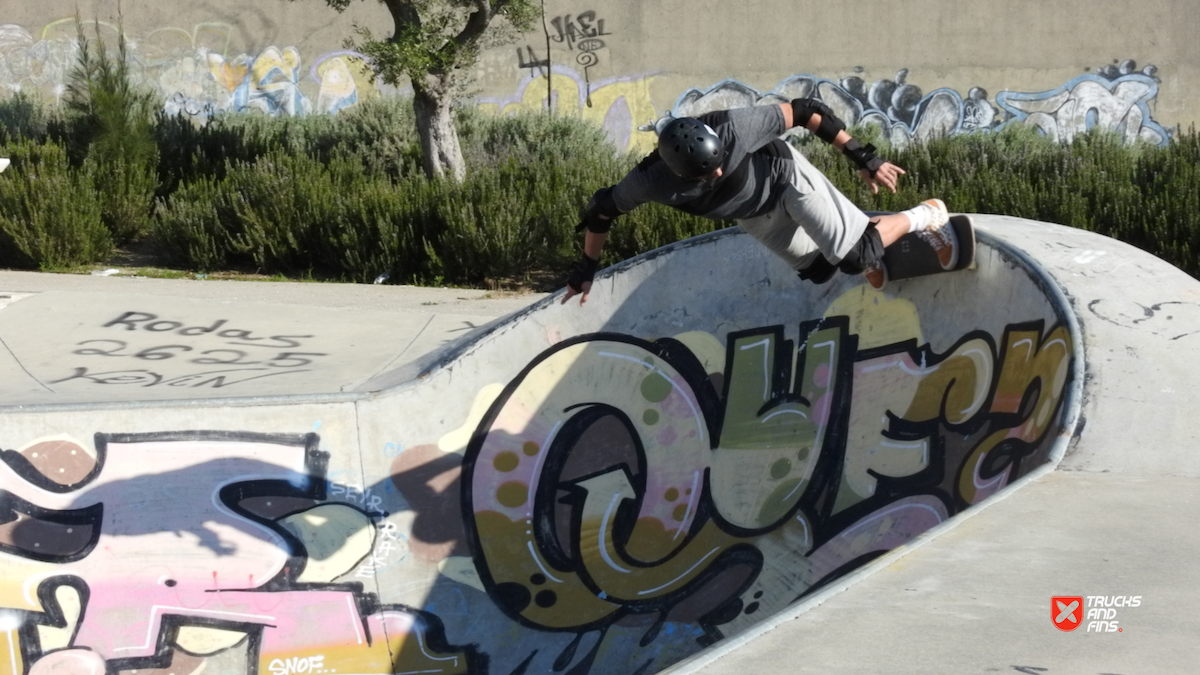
[0,21,374,121]
[0,432,473,675]
[478,67,659,154]
[673,62,1170,146]
[462,317,1072,645]
[0,309,1073,675]
[0,24,75,102]
[994,67,1167,145]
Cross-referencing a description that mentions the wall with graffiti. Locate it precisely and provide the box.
[1,227,1078,674]
[0,19,381,123]
[476,67,658,155]
[2,1,1187,151]
[671,63,1171,148]
[469,1,1180,150]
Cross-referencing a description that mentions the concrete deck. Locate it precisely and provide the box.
[0,271,548,407]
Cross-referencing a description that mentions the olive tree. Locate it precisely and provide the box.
[298,0,539,181]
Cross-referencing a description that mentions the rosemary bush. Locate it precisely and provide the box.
[0,140,110,268]
[4,84,1200,284]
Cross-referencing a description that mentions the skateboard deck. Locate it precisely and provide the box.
[882,214,976,282]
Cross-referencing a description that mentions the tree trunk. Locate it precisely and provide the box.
[412,74,466,182]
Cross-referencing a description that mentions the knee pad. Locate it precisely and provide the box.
[837,224,885,274]
[798,255,837,284]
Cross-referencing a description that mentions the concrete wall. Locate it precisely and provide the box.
[0,219,1079,675]
[2,0,1194,151]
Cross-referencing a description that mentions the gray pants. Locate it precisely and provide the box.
[738,144,871,270]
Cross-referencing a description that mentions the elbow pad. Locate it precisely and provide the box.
[791,98,846,143]
[577,187,622,233]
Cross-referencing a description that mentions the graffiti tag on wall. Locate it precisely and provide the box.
[499,6,657,153]
[0,21,375,122]
[478,67,659,154]
[518,10,614,107]
[673,63,1170,146]
[39,310,327,392]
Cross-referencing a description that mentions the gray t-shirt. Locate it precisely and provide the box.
[611,105,795,220]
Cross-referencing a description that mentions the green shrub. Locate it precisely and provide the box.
[61,17,159,244]
[152,172,242,272]
[316,171,438,283]
[90,155,158,244]
[422,156,565,284]
[0,140,111,269]
[457,106,617,169]
[154,148,438,281]
[804,124,1200,278]
[155,96,422,202]
[324,96,423,178]
[448,109,722,276]
[0,92,49,144]
[15,83,1200,287]
[148,107,720,286]
[154,113,289,203]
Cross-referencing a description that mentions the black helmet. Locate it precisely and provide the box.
[658,117,724,179]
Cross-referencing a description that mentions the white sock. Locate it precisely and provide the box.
[901,204,928,233]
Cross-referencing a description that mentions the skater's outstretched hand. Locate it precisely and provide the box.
[561,280,592,305]
[562,232,606,307]
[561,251,599,306]
[860,161,905,195]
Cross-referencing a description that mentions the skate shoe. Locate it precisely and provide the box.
[908,198,957,270]
[864,260,888,290]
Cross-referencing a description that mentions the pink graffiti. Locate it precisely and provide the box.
[0,435,402,664]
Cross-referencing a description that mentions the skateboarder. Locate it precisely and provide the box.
[561,100,958,303]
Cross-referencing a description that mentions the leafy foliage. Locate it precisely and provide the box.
[333,0,540,84]
[799,123,1200,279]
[60,16,159,244]
[0,92,50,144]
[4,87,1200,286]
[0,140,111,269]
[295,0,541,180]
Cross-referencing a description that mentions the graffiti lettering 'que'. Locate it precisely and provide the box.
[465,318,1071,641]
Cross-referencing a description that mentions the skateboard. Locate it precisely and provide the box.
[882,214,976,282]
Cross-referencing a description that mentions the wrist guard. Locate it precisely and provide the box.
[842,138,885,176]
[576,187,621,233]
[566,254,600,293]
[791,98,846,143]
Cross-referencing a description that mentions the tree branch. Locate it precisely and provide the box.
[447,0,493,57]
[381,0,423,37]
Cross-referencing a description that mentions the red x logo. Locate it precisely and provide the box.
[1052,596,1084,631]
